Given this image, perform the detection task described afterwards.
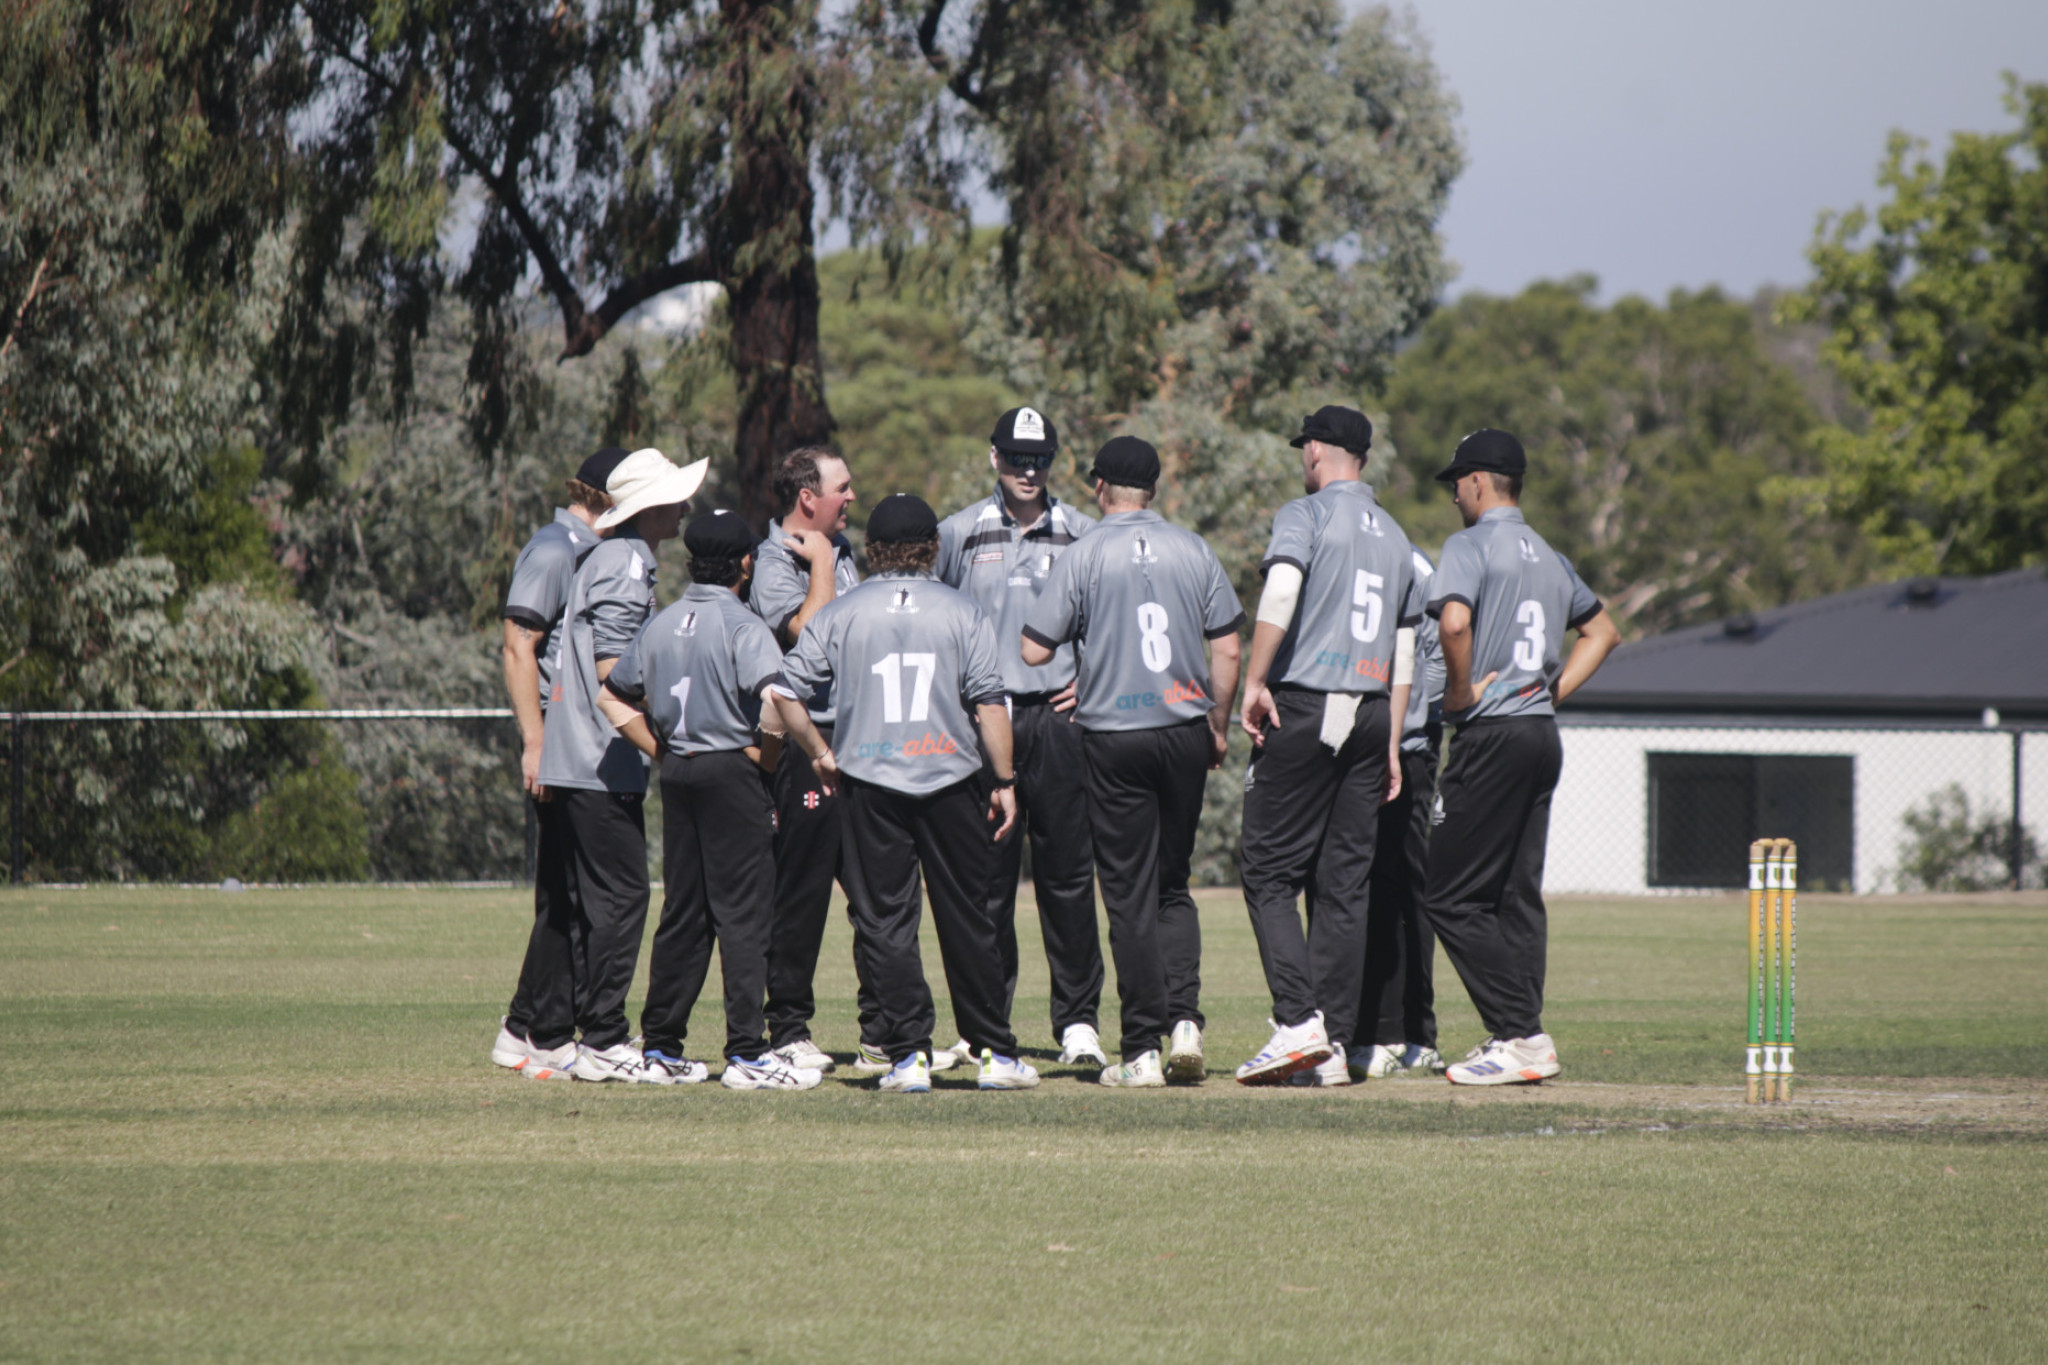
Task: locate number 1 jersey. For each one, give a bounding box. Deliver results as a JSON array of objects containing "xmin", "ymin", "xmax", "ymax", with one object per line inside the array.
[
  {"xmin": 1426, "ymin": 506, "xmax": 1602, "ymax": 722},
  {"xmin": 1022, "ymin": 509, "xmax": 1245, "ymax": 733}
]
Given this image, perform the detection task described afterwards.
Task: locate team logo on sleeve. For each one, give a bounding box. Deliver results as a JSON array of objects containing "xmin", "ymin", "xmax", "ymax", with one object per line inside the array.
[{"xmin": 886, "ymin": 587, "xmax": 919, "ymax": 614}]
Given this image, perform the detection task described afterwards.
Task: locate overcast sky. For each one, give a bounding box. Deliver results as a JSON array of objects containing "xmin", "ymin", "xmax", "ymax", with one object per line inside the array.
[{"xmin": 1401, "ymin": 0, "xmax": 2048, "ymax": 301}]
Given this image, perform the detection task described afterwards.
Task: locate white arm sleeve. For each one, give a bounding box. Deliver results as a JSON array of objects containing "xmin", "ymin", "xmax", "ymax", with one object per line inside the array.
[
  {"xmin": 1393, "ymin": 627, "xmax": 1416, "ymax": 688},
  {"xmin": 1255, "ymin": 562, "xmax": 1304, "ymax": 629}
]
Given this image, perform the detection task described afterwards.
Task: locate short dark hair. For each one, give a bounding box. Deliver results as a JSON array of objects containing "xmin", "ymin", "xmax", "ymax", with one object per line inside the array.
[
  {"xmin": 866, "ymin": 537, "xmax": 939, "ymax": 576},
  {"xmin": 1486, "ymin": 471, "xmax": 1523, "ymax": 500},
  {"xmin": 689, "ymin": 553, "xmax": 748, "ymax": 588},
  {"xmin": 773, "ymin": 446, "xmax": 843, "ymax": 517}
]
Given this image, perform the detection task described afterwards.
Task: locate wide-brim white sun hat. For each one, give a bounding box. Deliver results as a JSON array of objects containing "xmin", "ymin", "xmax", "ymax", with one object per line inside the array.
[{"xmin": 595, "ymin": 448, "xmax": 709, "ymax": 530}]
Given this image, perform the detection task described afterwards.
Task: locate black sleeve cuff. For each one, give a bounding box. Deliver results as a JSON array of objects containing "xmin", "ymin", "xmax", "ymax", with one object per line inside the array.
[
  {"xmin": 502, "ymin": 607, "xmax": 550, "ymax": 632},
  {"xmin": 1259, "ymin": 555, "xmax": 1306, "ymax": 576},
  {"xmin": 745, "ymin": 671, "xmax": 786, "ymax": 696},
  {"xmin": 593, "ymin": 650, "xmax": 623, "ymax": 664},
  {"xmin": 602, "ymin": 675, "xmax": 644, "ymax": 704},
  {"xmin": 1397, "ymin": 612, "xmax": 1423, "ymax": 630},
  {"xmin": 970, "ymin": 692, "xmax": 1008, "ymax": 708},
  {"xmin": 1021, "ymin": 624, "xmax": 1064, "ymax": 651},
  {"xmin": 1426, "ymin": 593, "xmax": 1472, "ymax": 620},
  {"xmin": 1205, "ymin": 611, "xmax": 1246, "ymax": 640},
  {"xmin": 1567, "ymin": 601, "xmax": 1605, "ymax": 631}
]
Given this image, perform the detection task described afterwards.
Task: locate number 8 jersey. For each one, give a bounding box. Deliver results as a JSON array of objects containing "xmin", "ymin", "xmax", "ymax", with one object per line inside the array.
[
  {"xmin": 1261, "ymin": 480, "xmax": 1425, "ymax": 695},
  {"xmin": 780, "ymin": 572, "xmax": 1007, "ymax": 794},
  {"xmin": 1023, "ymin": 508, "xmax": 1245, "ymax": 731},
  {"xmin": 1426, "ymin": 506, "xmax": 1603, "ymax": 721}
]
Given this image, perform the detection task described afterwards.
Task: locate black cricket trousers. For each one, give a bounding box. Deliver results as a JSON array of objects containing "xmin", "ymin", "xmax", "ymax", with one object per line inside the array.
[
  {"xmin": 1238, "ymin": 688, "xmax": 1391, "ymax": 1048},
  {"xmin": 1416, "ymin": 715, "xmax": 1562, "ymax": 1041},
  {"xmin": 1083, "ymin": 719, "xmax": 1210, "ymax": 1063},
  {"xmin": 640, "ymin": 749, "xmax": 778, "ymax": 1061},
  {"xmin": 983, "ymin": 698, "xmax": 1103, "ymax": 1039},
  {"xmin": 555, "ymin": 786, "xmax": 649, "ymax": 1051},
  {"xmin": 762, "ymin": 723, "xmax": 884, "ymax": 1050},
  {"xmin": 838, "ymin": 773, "xmax": 1019, "ymax": 1064},
  {"xmin": 506, "ymin": 793, "xmax": 577, "ymax": 1050},
  {"xmin": 1360, "ymin": 739, "xmax": 1440, "ymax": 1049}
]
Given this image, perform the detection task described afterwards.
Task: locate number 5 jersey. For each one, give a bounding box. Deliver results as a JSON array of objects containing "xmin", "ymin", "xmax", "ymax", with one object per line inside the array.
[{"xmin": 1425, "ymin": 506, "xmax": 1603, "ymax": 722}]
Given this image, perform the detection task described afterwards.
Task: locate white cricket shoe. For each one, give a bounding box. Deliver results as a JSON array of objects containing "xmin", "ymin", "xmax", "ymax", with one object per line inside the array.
[
  {"xmin": 850, "ymin": 1043, "xmax": 893, "ymax": 1078},
  {"xmin": 1348, "ymin": 1043, "xmax": 1405, "ymax": 1081},
  {"xmin": 928, "ymin": 1038, "xmax": 974, "ymax": 1073},
  {"xmin": 491, "ymin": 1020, "xmax": 535, "ymax": 1072},
  {"xmin": 1100, "ymin": 1050, "xmax": 1166, "ymax": 1088},
  {"xmin": 640, "ymin": 1050, "xmax": 710, "ymax": 1085},
  {"xmin": 722, "ymin": 1055, "xmax": 824, "ymax": 1091},
  {"xmin": 878, "ymin": 1051, "xmax": 932, "ymax": 1093},
  {"xmin": 977, "ymin": 1050, "xmax": 1041, "ymax": 1090},
  {"xmin": 1399, "ymin": 1044, "xmax": 1446, "ymax": 1075},
  {"xmin": 523, "ymin": 1039, "xmax": 577, "ymax": 1080},
  {"xmin": 1235, "ymin": 1011, "xmax": 1333, "ymax": 1086},
  {"xmin": 773, "ymin": 1038, "xmax": 836, "ymax": 1074},
  {"xmin": 1058, "ymin": 1023, "xmax": 1108, "ymax": 1067},
  {"xmin": 1165, "ymin": 1020, "xmax": 1205, "ymax": 1083},
  {"xmin": 570, "ymin": 1042, "xmax": 656, "ymax": 1083},
  {"xmin": 1445, "ymin": 1033, "xmax": 1560, "ymax": 1086},
  {"xmin": 1289, "ymin": 1046, "xmax": 1353, "ymax": 1086}
]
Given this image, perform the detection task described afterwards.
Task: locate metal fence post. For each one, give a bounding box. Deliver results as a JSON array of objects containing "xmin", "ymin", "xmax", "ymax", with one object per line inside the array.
[
  {"xmin": 10, "ymin": 712, "xmax": 23, "ymax": 885},
  {"xmin": 2014, "ymin": 729, "xmax": 2026, "ymax": 892}
]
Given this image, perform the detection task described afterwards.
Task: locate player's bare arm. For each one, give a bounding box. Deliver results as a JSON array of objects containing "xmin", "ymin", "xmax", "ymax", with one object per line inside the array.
[
  {"xmin": 1240, "ymin": 560, "xmax": 1301, "ymax": 738},
  {"xmin": 1205, "ymin": 630, "xmax": 1241, "ymax": 769},
  {"xmin": 1437, "ymin": 600, "xmax": 1499, "ymax": 714},
  {"xmin": 1553, "ymin": 606, "xmax": 1621, "ymax": 705},
  {"xmin": 1019, "ymin": 633, "xmax": 1055, "ymax": 668},
  {"xmin": 1384, "ymin": 625, "xmax": 1415, "ymax": 805},
  {"xmin": 595, "ymin": 684, "xmax": 658, "ymax": 759},
  {"xmin": 501, "ymin": 620, "xmax": 547, "ymax": 794},
  {"xmin": 779, "ymin": 528, "xmax": 840, "ymax": 646},
  {"xmin": 749, "ymin": 684, "xmax": 786, "ymax": 774},
  {"xmin": 770, "ymin": 690, "xmax": 839, "ymax": 793},
  {"xmin": 976, "ymin": 701, "xmax": 1019, "ymax": 841}
]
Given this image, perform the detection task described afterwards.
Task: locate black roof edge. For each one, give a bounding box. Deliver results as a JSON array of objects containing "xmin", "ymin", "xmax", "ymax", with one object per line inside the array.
[{"xmin": 1561, "ymin": 705, "xmax": 2048, "ymax": 730}]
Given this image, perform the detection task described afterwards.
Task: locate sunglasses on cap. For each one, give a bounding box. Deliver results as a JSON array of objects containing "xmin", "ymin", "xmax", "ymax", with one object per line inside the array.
[{"xmin": 998, "ymin": 451, "xmax": 1054, "ymax": 472}]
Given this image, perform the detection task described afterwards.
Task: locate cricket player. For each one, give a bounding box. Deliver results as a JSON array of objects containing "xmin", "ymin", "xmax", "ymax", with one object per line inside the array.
[
  {"xmin": 1353, "ymin": 545, "xmax": 1448, "ymax": 1080},
  {"xmin": 536, "ymin": 446, "xmax": 709, "ymax": 1083},
  {"xmin": 770, "ymin": 494, "xmax": 1038, "ymax": 1094},
  {"xmin": 935, "ymin": 405, "xmax": 1107, "ymax": 1070},
  {"xmin": 1420, "ymin": 429, "xmax": 1619, "ymax": 1085},
  {"xmin": 598, "ymin": 510, "xmax": 822, "ymax": 1091},
  {"xmin": 747, "ymin": 447, "xmax": 884, "ymax": 1076},
  {"xmin": 491, "ymin": 445, "xmax": 627, "ymax": 1079},
  {"xmin": 1235, "ymin": 406, "xmax": 1420, "ymax": 1086},
  {"xmin": 1021, "ymin": 436, "xmax": 1244, "ymax": 1088}
]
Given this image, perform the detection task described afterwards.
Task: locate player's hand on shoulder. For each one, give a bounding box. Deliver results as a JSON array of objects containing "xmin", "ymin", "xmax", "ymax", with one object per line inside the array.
[{"xmin": 784, "ymin": 528, "xmax": 832, "ymax": 565}]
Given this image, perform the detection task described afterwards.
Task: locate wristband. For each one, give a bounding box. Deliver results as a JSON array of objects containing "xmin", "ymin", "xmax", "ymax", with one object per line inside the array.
[{"xmin": 990, "ymin": 774, "xmax": 1016, "ymax": 789}]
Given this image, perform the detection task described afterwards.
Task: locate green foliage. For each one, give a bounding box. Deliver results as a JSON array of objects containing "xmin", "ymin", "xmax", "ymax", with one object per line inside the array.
[
  {"xmin": 212, "ymin": 739, "xmax": 371, "ymax": 882},
  {"xmin": 1382, "ymin": 279, "xmax": 1875, "ymax": 637},
  {"xmin": 1786, "ymin": 76, "xmax": 2048, "ymax": 576},
  {"xmin": 1894, "ymin": 783, "xmax": 2039, "ymax": 893}
]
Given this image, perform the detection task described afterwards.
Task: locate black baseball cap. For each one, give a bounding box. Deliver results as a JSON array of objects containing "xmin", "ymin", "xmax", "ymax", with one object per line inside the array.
[
  {"xmin": 1434, "ymin": 429, "xmax": 1527, "ymax": 483},
  {"xmin": 1088, "ymin": 435, "xmax": 1161, "ymax": 487},
  {"xmin": 866, "ymin": 493, "xmax": 940, "ymax": 544},
  {"xmin": 683, "ymin": 509, "xmax": 755, "ymax": 558},
  {"xmin": 991, "ymin": 405, "xmax": 1058, "ymax": 461},
  {"xmin": 1290, "ymin": 406, "xmax": 1373, "ymax": 457},
  {"xmin": 575, "ymin": 445, "xmax": 632, "ymax": 490}
]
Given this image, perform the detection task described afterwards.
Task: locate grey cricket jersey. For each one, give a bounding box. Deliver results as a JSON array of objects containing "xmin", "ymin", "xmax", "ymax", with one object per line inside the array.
[
  {"xmin": 538, "ymin": 530, "xmax": 660, "ymax": 793},
  {"xmin": 935, "ymin": 489, "xmax": 1097, "ymax": 696},
  {"xmin": 606, "ymin": 584, "xmax": 786, "ymax": 757},
  {"xmin": 1401, "ymin": 547, "xmax": 1446, "ymax": 753},
  {"xmin": 748, "ymin": 518, "xmax": 860, "ymax": 724},
  {"xmin": 1022, "ymin": 509, "xmax": 1245, "ymax": 732},
  {"xmin": 501, "ymin": 508, "xmax": 599, "ymax": 711},
  {"xmin": 1426, "ymin": 507, "xmax": 1602, "ymax": 723},
  {"xmin": 780, "ymin": 573, "xmax": 1005, "ymax": 796},
  {"xmin": 1260, "ymin": 480, "xmax": 1424, "ymax": 696}
]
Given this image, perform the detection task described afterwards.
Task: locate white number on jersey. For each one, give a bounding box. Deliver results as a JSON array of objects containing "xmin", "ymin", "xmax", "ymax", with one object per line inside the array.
[
  {"xmin": 667, "ymin": 676, "xmax": 692, "ymax": 742},
  {"xmin": 1137, "ymin": 602, "xmax": 1172, "ymax": 673},
  {"xmin": 1513, "ymin": 600, "xmax": 1546, "ymax": 673},
  {"xmin": 870, "ymin": 652, "xmax": 937, "ymax": 723},
  {"xmin": 1350, "ymin": 570, "xmax": 1385, "ymax": 644}
]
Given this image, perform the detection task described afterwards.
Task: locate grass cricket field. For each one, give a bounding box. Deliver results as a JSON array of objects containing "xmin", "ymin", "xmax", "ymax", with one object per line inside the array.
[{"xmin": 3, "ymin": 884, "xmax": 2046, "ymax": 1362}]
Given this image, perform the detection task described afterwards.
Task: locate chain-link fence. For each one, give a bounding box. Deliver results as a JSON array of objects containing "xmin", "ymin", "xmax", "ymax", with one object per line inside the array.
[{"xmin": 1549, "ymin": 717, "xmax": 2045, "ymax": 894}]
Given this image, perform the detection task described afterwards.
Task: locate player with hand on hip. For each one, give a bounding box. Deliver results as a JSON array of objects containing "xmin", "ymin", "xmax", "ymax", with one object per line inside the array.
[
  {"xmin": 1418, "ymin": 430, "xmax": 1619, "ymax": 1086},
  {"xmin": 935, "ymin": 405, "xmax": 1106, "ymax": 1071},
  {"xmin": 1235, "ymin": 407, "xmax": 1421, "ymax": 1087},
  {"xmin": 770, "ymin": 495, "xmax": 1036, "ymax": 1094},
  {"xmin": 1021, "ymin": 437, "xmax": 1244, "ymax": 1088}
]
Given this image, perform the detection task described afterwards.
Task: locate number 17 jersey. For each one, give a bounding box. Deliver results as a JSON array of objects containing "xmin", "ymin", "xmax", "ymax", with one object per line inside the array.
[
  {"xmin": 1022, "ymin": 508, "xmax": 1245, "ymax": 732},
  {"xmin": 1426, "ymin": 506, "xmax": 1602, "ymax": 722}
]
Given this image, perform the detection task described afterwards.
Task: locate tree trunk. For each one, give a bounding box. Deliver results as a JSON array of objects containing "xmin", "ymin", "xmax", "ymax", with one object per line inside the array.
[{"xmin": 721, "ymin": 0, "xmax": 835, "ymax": 534}]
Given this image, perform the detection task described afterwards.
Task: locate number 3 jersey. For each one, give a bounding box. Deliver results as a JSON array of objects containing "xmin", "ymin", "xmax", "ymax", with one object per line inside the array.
[
  {"xmin": 605, "ymin": 584, "xmax": 787, "ymax": 757},
  {"xmin": 1022, "ymin": 509, "xmax": 1245, "ymax": 732},
  {"xmin": 779, "ymin": 573, "xmax": 1007, "ymax": 795},
  {"xmin": 1260, "ymin": 481, "xmax": 1425, "ymax": 696},
  {"xmin": 1426, "ymin": 506, "xmax": 1603, "ymax": 722}
]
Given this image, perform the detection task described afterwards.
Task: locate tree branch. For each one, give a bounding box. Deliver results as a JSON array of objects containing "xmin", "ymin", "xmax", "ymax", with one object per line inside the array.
[
  {"xmin": 916, "ymin": 0, "xmax": 1001, "ymax": 111},
  {"xmin": 0, "ymin": 242, "xmax": 58, "ymax": 365},
  {"xmin": 573, "ymin": 253, "xmax": 722, "ymax": 358}
]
